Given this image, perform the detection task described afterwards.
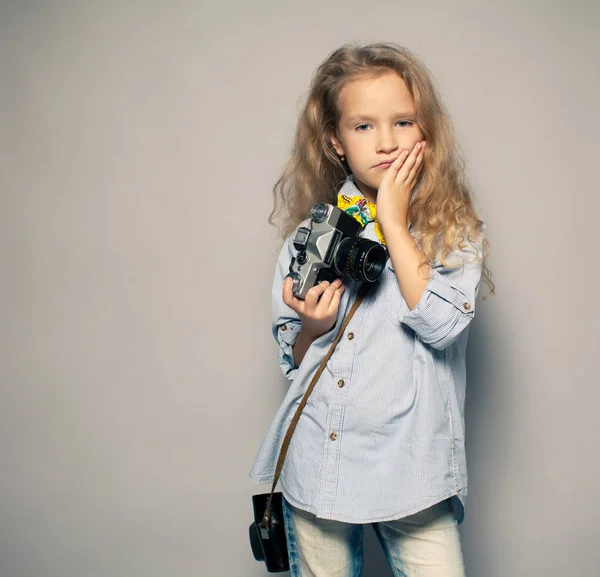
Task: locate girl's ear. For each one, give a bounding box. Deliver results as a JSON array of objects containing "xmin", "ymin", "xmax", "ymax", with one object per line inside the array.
[{"xmin": 328, "ymin": 133, "xmax": 345, "ymax": 157}]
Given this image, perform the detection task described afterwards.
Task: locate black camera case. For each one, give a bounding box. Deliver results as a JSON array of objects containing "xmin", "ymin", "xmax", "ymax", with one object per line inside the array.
[{"xmin": 249, "ymin": 492, "xmax": 289, "ymax": 572}]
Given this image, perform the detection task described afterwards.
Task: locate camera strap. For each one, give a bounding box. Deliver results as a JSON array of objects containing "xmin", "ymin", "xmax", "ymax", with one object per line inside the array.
[{"xmin": 260, "ymin": 281, "xmax": 371, "ymax": 532}]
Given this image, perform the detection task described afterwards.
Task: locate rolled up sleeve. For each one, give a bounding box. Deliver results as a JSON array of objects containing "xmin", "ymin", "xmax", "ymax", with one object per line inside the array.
[
  {"xmin": 271, "ymin": 229, "xmax": 306, "ymax": 380},
  {"xmin": 275, "ymin": 320, "xmax": 302, "ymax": 379},
  {"xmin": 400, "ymin": 243, "xmax": 483, "ymax": 350}
]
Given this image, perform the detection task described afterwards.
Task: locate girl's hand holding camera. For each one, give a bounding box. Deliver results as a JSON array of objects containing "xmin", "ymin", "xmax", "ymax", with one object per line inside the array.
[{"xmin": 283, "ymin": 277, "xmax": 345, "ymax": 339}]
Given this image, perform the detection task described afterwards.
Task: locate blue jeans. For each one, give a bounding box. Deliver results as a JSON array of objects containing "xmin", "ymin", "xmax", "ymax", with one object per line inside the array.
[{"xmin": 282, "ymin": 496, "xmax": 466, "ymax": 577}]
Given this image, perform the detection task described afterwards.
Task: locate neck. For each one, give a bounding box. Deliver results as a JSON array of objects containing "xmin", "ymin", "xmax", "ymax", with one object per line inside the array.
[{"xmin": 351, "ymin": 175, "xmax": 378, "ymax": 204}]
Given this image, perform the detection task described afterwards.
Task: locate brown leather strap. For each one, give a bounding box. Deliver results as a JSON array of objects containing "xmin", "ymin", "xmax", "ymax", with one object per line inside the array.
[{"xmin": 261, "ymin": 282, "xmax": 370, "ymax": 527}]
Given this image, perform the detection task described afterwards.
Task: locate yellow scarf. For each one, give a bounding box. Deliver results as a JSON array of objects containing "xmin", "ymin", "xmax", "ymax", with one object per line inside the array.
[{"xmin": 337, "ymin": 194, "xmax": 386, "ymax": 246}]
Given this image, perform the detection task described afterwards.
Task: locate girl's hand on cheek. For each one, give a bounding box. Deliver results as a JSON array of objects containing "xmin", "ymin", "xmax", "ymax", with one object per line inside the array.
[
  {"xmin": 282, "ymin": 277, "xmax": 345, "ymax": 338},
  {"xmin": 376, "ymin": 141, "xmax": 425, "ymax": 232}
]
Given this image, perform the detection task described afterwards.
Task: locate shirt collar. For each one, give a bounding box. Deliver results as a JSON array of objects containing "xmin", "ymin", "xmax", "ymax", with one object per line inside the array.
[{"xmin": 337, "ymin": 175, "xmax": 366, "ymax": 200}]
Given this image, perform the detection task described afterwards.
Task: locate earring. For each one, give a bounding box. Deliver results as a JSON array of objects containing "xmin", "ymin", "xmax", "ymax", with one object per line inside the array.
[{"xmin": 340, "ymin": 155, "xmax": 346, "ymax": 163}]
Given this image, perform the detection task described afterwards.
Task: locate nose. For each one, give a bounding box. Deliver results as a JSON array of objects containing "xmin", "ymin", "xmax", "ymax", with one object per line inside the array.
[{"xmin": 376, "ymin": 127, "xmax": 399, "ymax": 154}]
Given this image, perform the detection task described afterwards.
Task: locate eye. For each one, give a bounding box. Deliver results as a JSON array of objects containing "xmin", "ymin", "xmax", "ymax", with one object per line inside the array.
[
  {"xmin": 396, "ymin": 120, "xmax": 413, "ymax": 128},
  {"xmin": 355, "ymin": 124, "xmax": 371, "ymax": 132}
]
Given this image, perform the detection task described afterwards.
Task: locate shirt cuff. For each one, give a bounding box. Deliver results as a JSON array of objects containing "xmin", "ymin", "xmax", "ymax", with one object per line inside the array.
[
  {"xmin": 277, "ymin": 320, "xmax": 302, "ymax": 380},
  {"xmin": 401, "ymin": 271, "xmax": 475, "ymax": 347},
  {"xmin": 420, "ymin": 274, "xmax": 475, "ymax": 315}
]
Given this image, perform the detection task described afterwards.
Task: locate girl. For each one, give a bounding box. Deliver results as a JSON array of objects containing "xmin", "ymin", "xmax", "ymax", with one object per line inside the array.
[{"xmin": 250, "ymin": 42, "xmax": 493, "ymax": 577}]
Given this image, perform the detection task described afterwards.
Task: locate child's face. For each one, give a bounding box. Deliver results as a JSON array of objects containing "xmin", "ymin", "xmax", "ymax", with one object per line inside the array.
[{"xmin": 330, "ymin": 71, "xmax": 424, "ymax": 203}]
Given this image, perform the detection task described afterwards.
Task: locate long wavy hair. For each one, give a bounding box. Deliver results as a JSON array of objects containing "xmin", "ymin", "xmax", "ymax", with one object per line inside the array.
[{"xmin": 269, "ymin": 42, "xmax": 493, "ymax": 295}]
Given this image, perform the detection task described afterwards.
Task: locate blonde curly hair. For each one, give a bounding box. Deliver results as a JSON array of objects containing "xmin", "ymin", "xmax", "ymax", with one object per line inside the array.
[{"xmin": 269, "ymin": 42, "xmax": 493, "ymax": 295}]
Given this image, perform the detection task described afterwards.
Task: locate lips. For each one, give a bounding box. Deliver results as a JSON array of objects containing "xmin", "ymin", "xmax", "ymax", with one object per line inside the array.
[{"xmin": 374, "ymin": 159, "xmax": 395, "ymax": 168}]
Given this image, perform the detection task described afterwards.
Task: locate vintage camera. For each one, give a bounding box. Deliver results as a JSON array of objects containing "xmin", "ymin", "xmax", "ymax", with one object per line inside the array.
[
  {"xmin": 288, "ymin": 202, "xmax": 388, "ymax": 299},
  {"xmin": 249, "ymin": 492, "xmax": 289, "ymax": 573}
]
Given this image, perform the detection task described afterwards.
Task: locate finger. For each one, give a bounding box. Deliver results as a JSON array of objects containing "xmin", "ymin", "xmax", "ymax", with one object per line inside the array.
[
  {"xmin": 395, "ymin": 142, "xmax": 422, "ymax": 184},
  {"xmin": 282, "ymin": 276, "xmax": 292, "ymax": 303},
  {"xmin": 382, "ymin": 149, "xmax": 409, "ymax": 184},
  {"xmin": 406, "ymin": 147, "xmax": 425, "ymax": 185},
  {"xmin": 316, "ymin": 280, "xmax": 342, "ymax": 312},
  {"xmin": 282, "ymin": 276, "xmax": 303, "ymax": 311},
  {"xmin": 394, "ymin": 149, "xmax": 410, "ymax": 168},
  {"xmin": 305, "ymin": 281, "xmax": 330, "ymax": 310},
  {"xmin": 327, "ymin": 285, "xmax": 345, "ymax": 315}
]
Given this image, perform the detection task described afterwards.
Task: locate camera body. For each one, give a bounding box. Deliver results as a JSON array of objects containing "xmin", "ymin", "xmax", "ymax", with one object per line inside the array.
[{"xmin": 288, "ymin": 202, "xmax": 388, "ymax": 299}]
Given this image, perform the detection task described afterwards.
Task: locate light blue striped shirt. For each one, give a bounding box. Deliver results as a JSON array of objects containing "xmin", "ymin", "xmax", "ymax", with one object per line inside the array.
[{"xmin": 250, "ymin": 176, "xmax": 483, "ymax": 524}]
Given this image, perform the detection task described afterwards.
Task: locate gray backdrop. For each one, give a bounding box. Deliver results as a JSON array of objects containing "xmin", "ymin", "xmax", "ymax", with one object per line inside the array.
[{"xmin": 1, "ymin": 1, "xmax": 599, "ymax": 576}]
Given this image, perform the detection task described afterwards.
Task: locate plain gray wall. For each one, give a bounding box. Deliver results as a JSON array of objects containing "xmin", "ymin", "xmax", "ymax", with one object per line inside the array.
[{"xmin": 1, "ymin": 1, "xmax": 599, "ymax": 576}]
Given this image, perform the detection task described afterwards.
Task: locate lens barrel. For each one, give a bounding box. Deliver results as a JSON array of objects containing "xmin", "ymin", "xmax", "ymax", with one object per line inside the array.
[{"xmin": 333, "ymin": 238, "xmax": 387, "ymax": 282}]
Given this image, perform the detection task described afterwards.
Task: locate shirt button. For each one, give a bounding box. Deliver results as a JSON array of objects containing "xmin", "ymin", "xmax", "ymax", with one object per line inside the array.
[
  {"xmin": 329, "ymin": 431, "xmax": 337, "ymax": 441},
  {"xmin": 463, "ymin": 303, "xmax": 471, "ymax": 311},
  {"xmin": 347, "ymin": 332, "xmax": 354, "ymax": 340},
  {"xmin": 281, "ymin": 324, "xmax": 287, "ymax": 331},
  {"xmin": 337, "ymin": 379, "xmax": 345, "ymax": 388}
]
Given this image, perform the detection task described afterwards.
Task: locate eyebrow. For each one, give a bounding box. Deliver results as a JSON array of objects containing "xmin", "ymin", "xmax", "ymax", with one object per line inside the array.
[{"xmin": 345, "ymin": 112, "xmax": 416, "ymax": 123}]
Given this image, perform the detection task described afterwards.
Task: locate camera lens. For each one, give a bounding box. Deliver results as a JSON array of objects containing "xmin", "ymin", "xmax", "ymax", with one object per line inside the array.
[{"xmin": 333, "ymin": 238, "xmax": 387, "ymax": 282}]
